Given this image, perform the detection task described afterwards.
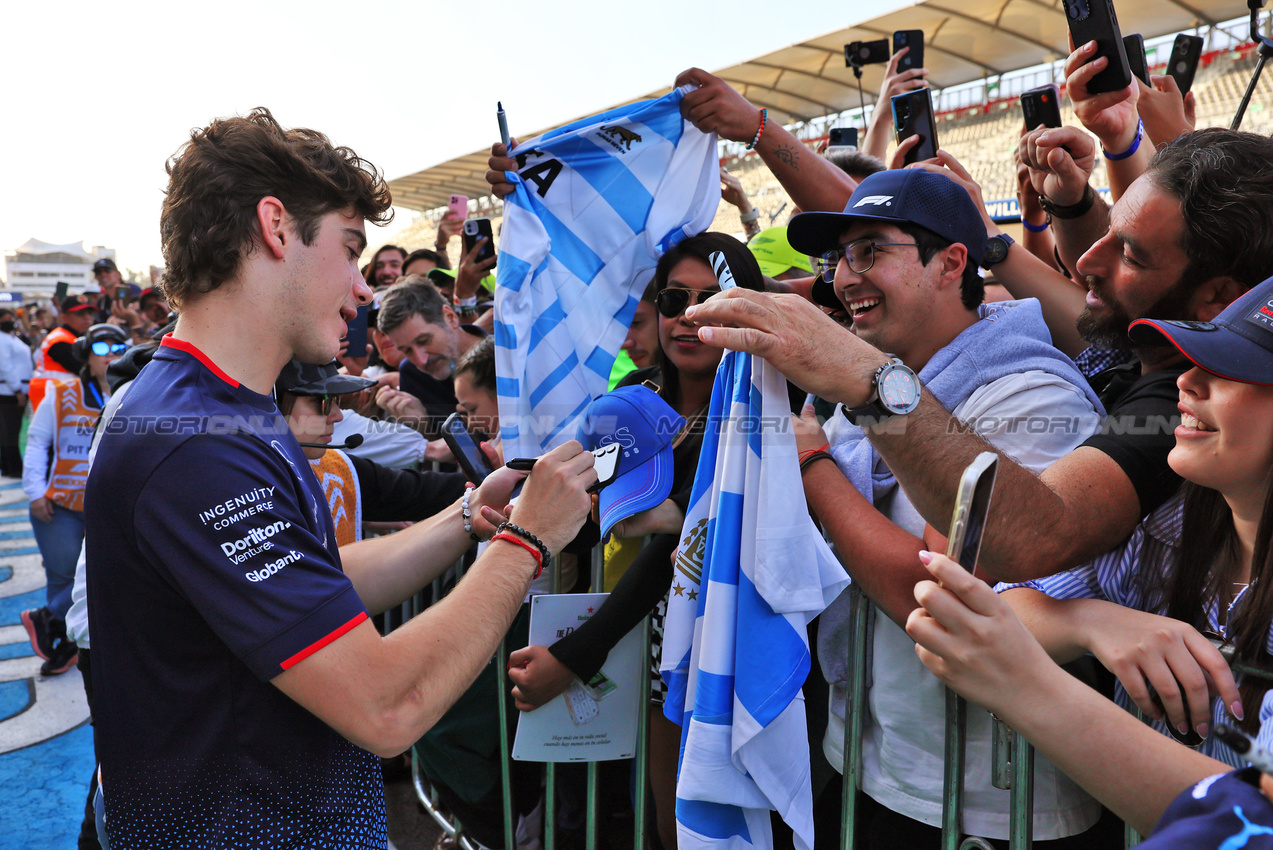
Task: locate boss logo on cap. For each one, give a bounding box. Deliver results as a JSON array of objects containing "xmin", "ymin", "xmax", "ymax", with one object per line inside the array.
[{"xmin": 854, "ymin": 195, "xmax": 894, "ymax": 208}]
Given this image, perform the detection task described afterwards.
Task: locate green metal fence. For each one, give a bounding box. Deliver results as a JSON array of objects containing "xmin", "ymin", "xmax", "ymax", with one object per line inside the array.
[{"xmin": 397, "ymin": 553, "xmax": 1266, "ymax": 849}]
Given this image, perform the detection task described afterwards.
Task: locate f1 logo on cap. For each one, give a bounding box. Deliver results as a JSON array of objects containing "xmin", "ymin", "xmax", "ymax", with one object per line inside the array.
[{"xmin": 854, "ymin": 195, "xmax": 894, "ymax": 207}]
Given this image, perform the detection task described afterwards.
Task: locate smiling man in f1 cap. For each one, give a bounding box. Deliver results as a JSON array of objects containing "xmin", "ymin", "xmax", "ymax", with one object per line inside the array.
[{"xmin": 692, "ymin": 166, "xmax": 1109, "ymax": 847}]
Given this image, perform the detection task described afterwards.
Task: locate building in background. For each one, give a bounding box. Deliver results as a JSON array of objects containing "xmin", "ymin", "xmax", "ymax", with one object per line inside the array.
[{"xmin": 3, "ymin": 239, "xmax": 117, "ymax": 298}]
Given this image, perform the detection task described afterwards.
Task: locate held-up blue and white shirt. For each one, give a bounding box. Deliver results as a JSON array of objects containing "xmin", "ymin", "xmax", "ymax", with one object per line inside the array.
[{"xmin": 494, "ymin": 86, "xmax": 720, "ymax": 463}]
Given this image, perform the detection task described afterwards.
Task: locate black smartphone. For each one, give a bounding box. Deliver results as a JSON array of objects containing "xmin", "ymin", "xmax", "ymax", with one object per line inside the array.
[
  {"xmin": 1166, "ymin": 34, "xmax": 1204, "ymax": 94},
  {"xmin": 893, "ymin": 29, "xmax": 925, "ymax": 73},
  {"xmin": 1063, "ymin": 0, "xmax": 1132, "ymax": 94},
  {"xmin": 828, "ymin": 127, "xmax": 858, "ymax": 149},
  {"xmin": 1021, "ymin": 84, "xmax": 1064, "ymax": 129},
  {"xmin": 114, "ymin": 284, "xmax": 132, "ymax": 307},
  {"xmin": 892, "ymin": 88, "xmax": 939, "ymax": 165},
  {"xmin": 945, "ymin": 452, "xmax": 998, "ymax": 573},
  {"xmin": 441, "ymin": 412, "xmax": 493, "ymax": 485},
  {"xmin": 55, "ymin": 281, "xmax": 69, "ymax": 303},
  {"xmin": 344, "ymin": 304, "xmax": 369, "ymax": 359},
  {"xmin": 462, "ymin": 218, "xmax": 496, "ymax": 268},
  {"xmin": 1123, "ymin": 33, "xmax": 1150, "ymax": 85},
  {"xmin": 845, "ymin": 39, "xmax": 890, "ymax": 67}
]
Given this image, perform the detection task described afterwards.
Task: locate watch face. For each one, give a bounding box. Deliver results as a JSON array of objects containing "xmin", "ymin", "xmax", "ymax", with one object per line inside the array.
[
  {"xmin": 984, "ymin": 237, "xmax": 1008, "ymax": 266},
  {"xmin": 878, "ymin": 363, "xmax": 921, "ymax": 414}
]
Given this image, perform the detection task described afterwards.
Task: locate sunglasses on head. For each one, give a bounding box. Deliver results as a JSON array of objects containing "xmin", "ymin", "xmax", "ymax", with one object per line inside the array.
[
  {"xmin": 655, "ymin": 287, "xmax": 720, "ymax": 319},
  {"xmin": 91, "ymin": 341, "xmax": 128, "ymax": 356}
]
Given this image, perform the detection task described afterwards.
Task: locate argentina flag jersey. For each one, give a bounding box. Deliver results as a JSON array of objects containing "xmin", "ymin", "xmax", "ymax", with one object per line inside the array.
[{"xmin": 494, "ymin": 86, "xmax": 720, "ymax": 462}]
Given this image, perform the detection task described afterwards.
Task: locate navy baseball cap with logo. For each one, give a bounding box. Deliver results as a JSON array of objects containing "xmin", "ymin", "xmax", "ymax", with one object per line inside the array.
[
  {"xmin": 576, "ymin": 385, "xmax": 685, "ymax": 539},
  {"xmin": 1129, "ymin": 274, "xmax": 1273, "ymax": 385},
  {"xmin": 788, "ymin": 168, "xmax": 989, "ymax": 271}
]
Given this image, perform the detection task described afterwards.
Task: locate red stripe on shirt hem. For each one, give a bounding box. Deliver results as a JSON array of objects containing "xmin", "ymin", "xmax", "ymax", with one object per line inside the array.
[
  {"xmin": 161, "ymin": 334, "xmax": 240, "ymax": 388},
  {"xmin": 279, "ymin": 611, "xmax": 368, "ymax": 670}
]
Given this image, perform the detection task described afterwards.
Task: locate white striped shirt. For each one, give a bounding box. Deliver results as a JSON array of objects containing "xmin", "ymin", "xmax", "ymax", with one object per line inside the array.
[{"xmin": 999, "ymin": 489, "xmax": 1273, "ymax": 766}]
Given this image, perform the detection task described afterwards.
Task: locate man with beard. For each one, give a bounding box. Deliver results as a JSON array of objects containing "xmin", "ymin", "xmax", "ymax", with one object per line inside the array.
[{"xmin": 683, "ymin": 125, "xmax": 1273, "ymax": 587}]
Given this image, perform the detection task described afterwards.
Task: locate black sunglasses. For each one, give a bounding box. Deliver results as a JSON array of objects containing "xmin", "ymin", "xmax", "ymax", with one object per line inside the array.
[{"xmin": 655, "ymin": 287, "xmax": 719, "ymax": 319}]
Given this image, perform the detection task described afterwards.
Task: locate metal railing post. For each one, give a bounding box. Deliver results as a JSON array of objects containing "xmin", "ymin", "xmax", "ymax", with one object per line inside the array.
[
  {"xmin": 839, "ymin": 585, "xmax": 871, "ymax": 850},
  {"xmin": 941, "ymin": 690, "xmax": 968, "ymax": 850},
  {"xmin": 586, "ymin": 545, "xmax": 604, "ymax": 850}
]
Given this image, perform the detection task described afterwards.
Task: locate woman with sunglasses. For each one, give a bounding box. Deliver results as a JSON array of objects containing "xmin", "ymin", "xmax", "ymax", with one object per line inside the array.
[
  {"xmin": 915, "ymin": 277, "xmax": 1273, "ymax": 827},
  {"xmin": 506, "ymin": 232, "xmax": 766, "ymax": 849},
  {"xmin": 20, "ymin": 323, "xmax": 128, "ymax": 677}
]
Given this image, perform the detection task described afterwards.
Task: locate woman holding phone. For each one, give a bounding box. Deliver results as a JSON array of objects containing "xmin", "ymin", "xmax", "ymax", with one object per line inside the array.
[
  {"xmin": 907, "ymin": 276, "xmax": 1273, "ymax": 833},
  {"xmin": 506, "ymin": 232, "xmax": 766, "ymax": 849}
]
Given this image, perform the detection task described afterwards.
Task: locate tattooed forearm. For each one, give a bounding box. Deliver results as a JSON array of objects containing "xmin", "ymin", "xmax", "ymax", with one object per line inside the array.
[{"xmin": 772, "ymin": 144, "xmax": 800, "ymax": 170}]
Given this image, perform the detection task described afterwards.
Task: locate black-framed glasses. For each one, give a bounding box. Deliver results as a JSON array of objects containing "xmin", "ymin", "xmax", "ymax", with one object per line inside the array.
[
  {"xmin": 655, "ymin": 287, "xmax": 719, "ymax": 319},
  {"xmin": 90, "ymin": 341, "xmax": 128, "ymax": 356},
  {"xmin": 816, "ymin": 239, "xmax": 920, "ymax": 282}
]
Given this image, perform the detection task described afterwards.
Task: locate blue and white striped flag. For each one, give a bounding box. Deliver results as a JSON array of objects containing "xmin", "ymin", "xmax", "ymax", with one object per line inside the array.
[
  {"xmin": 660, "ymin": 350, "xmax": 849, "ymax": 850},
  {"xmin": 494, "ymin": 87, "xmax": 720, "ymax": 462}
]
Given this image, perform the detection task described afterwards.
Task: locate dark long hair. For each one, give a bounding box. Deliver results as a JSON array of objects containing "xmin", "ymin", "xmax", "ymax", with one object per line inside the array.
[
  {"xmin": 650, "ymin": 232, "xmax": 764, "ymax": 406},
  {"xmin": 1155, "ymin": 480, "xmax": 1273, "ymax": 732}
]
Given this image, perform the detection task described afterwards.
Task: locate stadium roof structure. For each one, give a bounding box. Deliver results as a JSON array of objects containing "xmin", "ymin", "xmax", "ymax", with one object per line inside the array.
[{"xmin": 388, "ymin": 0, "xmax": 1252, "ymax": 212}]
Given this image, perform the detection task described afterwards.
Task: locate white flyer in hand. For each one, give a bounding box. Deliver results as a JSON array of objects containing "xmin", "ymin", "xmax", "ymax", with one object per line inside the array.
[{"xmin": 512, "ymin": 592, "xmax": 643, "ymax": 762}]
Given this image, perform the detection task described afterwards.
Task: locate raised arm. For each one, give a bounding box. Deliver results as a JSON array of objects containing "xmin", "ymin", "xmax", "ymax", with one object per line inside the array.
[
  {"xmin": 860, "ymin": 47, "xmax": 929, "ymax": 162},
  {"xmin": 1066, "ymin": 38, "xmax": 1156, "ymax": 202},
  {"xmin": 673, "ymin": 67, "xmax": 858, "ymax": 214},
  {"xmin": 1019, "ymin": 124, "xmax": 1112, "ymax": 277}
]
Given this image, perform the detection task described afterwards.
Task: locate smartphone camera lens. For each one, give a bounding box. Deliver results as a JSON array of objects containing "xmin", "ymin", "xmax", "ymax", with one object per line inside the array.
[{"xmin": 896, "ymin": 32, "xmax": 908, "ymax": 45}]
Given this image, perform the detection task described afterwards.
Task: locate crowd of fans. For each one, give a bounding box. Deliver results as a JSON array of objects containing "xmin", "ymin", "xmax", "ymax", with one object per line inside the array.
[{"xmin": 14, "ymin": 23, "xmax": 1273, "ymax": 850}]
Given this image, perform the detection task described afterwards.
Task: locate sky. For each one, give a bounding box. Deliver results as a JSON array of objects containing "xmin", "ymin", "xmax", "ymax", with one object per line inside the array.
[{"xmin": 0, "ymin": 0, "xmax": 909, "ymax": 279}]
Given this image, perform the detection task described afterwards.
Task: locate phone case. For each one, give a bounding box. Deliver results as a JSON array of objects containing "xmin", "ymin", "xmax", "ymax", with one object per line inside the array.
[
  {"xmin": 892, "ymin": 89, "xmax": 939, "ymax": 165},
  {"xmin": 1124, "ymin": 34, "xmax": 1149, "ymax": 85},
  {"xmin": 1064, "ymin": 0, "xmax": 1131, "ymax": 94},
  {"xmin": 828, "ymin": 127, "xmax": 858, "ymax": 148},
  {"xmin": 893, "ymin": 30, "xmax": 924, "ymax": 72},
  {"xmin": 564, "ymin": 682, "xmax": 599, "ymax": 726},
  {"xmin": 1020, "ymin": 84, "xmax": 1063, "ymax": 130},
  {"xmin": 441, "ymin": 412, "xmax": 490, "ymax": 484},
  {"xmin": 1167, "ymin": 34, "xmax": 1203, "ymax": 94},
  {"xmin": 945, "ymin": 452, "xmax": 998, "ymax": 570},
  {"xmin": 463, "ymin": 219, "xmax": 496, "ymax": 266},
  {"xmin": 448, "ymin": 194, "xmax": 468, "ymax": 221}
]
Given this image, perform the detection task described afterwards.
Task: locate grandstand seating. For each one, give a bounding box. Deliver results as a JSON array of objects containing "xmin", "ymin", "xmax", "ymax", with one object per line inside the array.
[{"xmin": 381, "ymin": 44, "xmax": 1273, "ymax": 257}]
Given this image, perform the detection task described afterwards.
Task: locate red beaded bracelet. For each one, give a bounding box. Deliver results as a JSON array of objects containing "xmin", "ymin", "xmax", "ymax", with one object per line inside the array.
[{"xmin": 491, "ymin": 532, "xmax": 544, "ymax": 579}]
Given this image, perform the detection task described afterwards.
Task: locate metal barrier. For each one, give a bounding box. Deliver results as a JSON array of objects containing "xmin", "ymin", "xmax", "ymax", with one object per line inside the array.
[{"xmin": 394, "ymin": 535, "xmax": 1273, "ymax": 849}]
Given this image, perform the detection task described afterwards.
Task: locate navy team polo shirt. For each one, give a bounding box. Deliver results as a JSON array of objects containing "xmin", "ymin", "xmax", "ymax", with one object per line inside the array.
[{"xmin": 84, "ymin": 337, "xmax": 385, "ymax": 849}]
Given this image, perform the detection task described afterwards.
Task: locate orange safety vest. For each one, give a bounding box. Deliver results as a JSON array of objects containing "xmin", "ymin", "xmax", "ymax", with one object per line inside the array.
[
  {"xmin": 309, "ymin": 449, "xmax": 362, "ymax": 546},
  {"xmin": 43, "ymin": 380, "xmax": 100, "ymax": 512},
  {"xmin": 30, "ymin": 326, "xmax": 79, "ymax": 412}
]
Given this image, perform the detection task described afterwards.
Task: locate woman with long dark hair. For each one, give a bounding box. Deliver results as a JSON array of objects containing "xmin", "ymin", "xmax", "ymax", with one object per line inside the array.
[
  {"xmin": 506, "ymin": 231, "xmax": 765, "ymax": 849},
  {"xmin": 906, "ymin": 278, "xmax": 1273, "ymax": 835}
]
